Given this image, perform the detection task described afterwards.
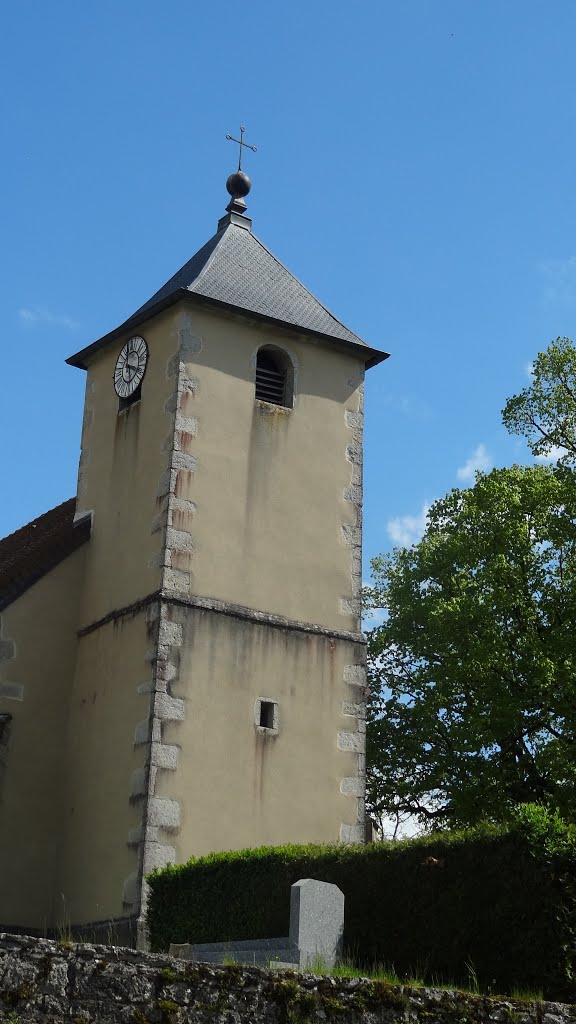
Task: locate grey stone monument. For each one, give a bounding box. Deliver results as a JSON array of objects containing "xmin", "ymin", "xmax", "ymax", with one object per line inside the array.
[
  {"xmin": 169, "ymin": 877, "xmax": 345, "ymax": 970},
  {"xmin": 290, "ymin": 878, "xmax": 344, "ymax": 969}
]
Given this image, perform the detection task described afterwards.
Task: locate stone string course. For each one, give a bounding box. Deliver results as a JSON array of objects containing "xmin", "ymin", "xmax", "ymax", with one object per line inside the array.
[
  {"xmin": 0, "ymin": 935, "xmax": 573, "ymax": 1024},
  {"xmin": 76, "ymin": 592, "xmax": 365, "ymax": 644}
]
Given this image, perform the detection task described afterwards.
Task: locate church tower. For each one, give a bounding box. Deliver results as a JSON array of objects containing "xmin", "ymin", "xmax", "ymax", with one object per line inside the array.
[{"xmin": 0, "ymin": 145, "xmax": 387, "ymax": 945}]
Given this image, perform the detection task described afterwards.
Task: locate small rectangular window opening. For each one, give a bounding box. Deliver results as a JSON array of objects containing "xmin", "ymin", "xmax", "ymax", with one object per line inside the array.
[
  {"xmin": 259, "ymin": 701, "xmax": 275, "ymax": 729},
  {"xmin": 119, "ymin": 384, "xmax": 142, "ymax": 412},
  {"xmin": 255, "ymin": 698, "xmax": 278, "ymax": 733}
]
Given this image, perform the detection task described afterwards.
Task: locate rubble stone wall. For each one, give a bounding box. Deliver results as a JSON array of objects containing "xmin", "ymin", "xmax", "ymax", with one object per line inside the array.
[{"xmin": 0, "ymin": 933, "xmax": 573, "ymax": 1024}]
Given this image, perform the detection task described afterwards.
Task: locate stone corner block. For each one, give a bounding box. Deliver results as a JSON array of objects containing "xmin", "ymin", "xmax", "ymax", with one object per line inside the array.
[
  {"xmin": 340, "ymin": 776, "xmax": 365, "ymax": 798},
  {"xmin": 340, "ymin": 596, "xmax": 361, "ymax": 619},
  {"xmin": 157, "ymin": 621, "xmax": 183, "ymax": 647},
  {"xmin": 339, "ymin": 823, "xmax": 365, "ymax": 844},
  {"xmin": 156, "ymin": 693, "xmax": 185, "ymax": 721},
  {"xmin": 342, "ymin": 701, "xmax": 364, "ymax": 718},
  {"xmin": 143, "ymin": 842, "xmax": 177, "ymax": 875},
  {"xmin": 343, "ymin": 664, "xmax": 366, "ymax": 688},
  {"xmin": 148, "ymin": 797, "xmax": 181, "ymax": 831},
  {"xmin": 166, "ymin": 526, "xmax": 194, "ymax": 553},
  {"xmin": 346, "ymin": 442, "xmax": 362, "ymax": 466},
  {"xmin": 163, "ymin": 568, "xmax": 191, "ymax": 595},
  {"xmin": 151, "ymin": 742, "xmax": 179, "ymax": 770},
  {"xmin": 337, "ymin": 730, "xmax": 366, "ymax": 754},
  {"xmin": 172, "ymin": 451, "xmax": 196, "ymax": 473}
]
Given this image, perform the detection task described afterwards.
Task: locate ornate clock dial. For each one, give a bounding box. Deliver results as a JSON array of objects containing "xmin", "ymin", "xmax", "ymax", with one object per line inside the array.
[{"xmin": 114, "ymin": 336, "xmax": 148, "ymax": 398}]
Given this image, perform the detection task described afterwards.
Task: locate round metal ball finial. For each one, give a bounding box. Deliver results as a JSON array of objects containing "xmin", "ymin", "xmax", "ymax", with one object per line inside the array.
[
  {"xmin": 224, "ymin": 127, "xmax": 257, "ymax": 218},
  {"xmin": 226, "ymin": 169, "xmax": 252, "ymax": 199}
]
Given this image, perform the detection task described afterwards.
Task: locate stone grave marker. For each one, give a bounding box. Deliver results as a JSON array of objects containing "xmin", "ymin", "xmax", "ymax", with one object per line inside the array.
[
  {"xmin": 170, "ymin": 877, "xmax": 345, "ymax": 969},
  {"xmin": 289, "ymin": 878, "xmax": 344, "ymax": 968}
]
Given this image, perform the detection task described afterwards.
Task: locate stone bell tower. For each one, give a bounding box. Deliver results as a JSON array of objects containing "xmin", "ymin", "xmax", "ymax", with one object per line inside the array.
[{"xmin": 0, "ymin": 135, "xmax": 387, "ymax": 945}]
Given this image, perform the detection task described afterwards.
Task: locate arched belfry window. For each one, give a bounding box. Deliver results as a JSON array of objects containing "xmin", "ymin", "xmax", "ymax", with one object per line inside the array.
[{"xmin": 255, "ymin": 346, "xmax": 294, "ymax": 408}]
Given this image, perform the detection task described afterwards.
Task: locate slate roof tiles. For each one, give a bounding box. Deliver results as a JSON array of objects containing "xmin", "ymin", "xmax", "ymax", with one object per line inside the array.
[
  {"xmin": 67, "ymin": 216, "xmax": 387, "ymax": 369},
  {"xmin": 131, "ymin": 221, "xmax": 368, "ymax": 347}
]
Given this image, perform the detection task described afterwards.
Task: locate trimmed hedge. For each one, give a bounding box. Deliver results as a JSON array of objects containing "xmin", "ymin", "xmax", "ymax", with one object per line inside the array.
[{"xmin": 147, "ymin": 805, "xmax": 576, "ymax": 1001}]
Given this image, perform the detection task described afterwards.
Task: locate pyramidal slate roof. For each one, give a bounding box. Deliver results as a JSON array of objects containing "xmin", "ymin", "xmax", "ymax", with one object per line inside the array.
[
  {"xmin": 67, "ymin": 213, "xmax": 387, "ymax": 369},
  {"xmin": 132, "ymin": 220, "xmax": 368, "ymax": 346}
]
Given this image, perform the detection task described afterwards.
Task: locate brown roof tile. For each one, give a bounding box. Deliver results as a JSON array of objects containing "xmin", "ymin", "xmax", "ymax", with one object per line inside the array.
[{"xmin": 0, "ymin": 498, "xmax": 90, "ymax": 612}]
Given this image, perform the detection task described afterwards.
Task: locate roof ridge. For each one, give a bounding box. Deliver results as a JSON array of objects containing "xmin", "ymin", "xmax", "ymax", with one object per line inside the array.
[
  {"xmin": 189, "ymin": 223, "xmax": 231, "ymax": 293},
  {"xmin": 129, "ymin": 227, "xmax": 227, "ymax": 321}
]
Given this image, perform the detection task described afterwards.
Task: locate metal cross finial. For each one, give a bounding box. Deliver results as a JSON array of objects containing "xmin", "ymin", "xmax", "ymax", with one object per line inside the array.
[{"xmin": 225, "ymin": 125, "xmax": 257, "ymax": 171}]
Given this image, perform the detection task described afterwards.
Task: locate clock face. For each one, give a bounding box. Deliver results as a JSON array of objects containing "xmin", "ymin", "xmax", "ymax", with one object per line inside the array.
[{"xmin": 114, "ymin": 336, "xmax": 148, "ymax": 398}]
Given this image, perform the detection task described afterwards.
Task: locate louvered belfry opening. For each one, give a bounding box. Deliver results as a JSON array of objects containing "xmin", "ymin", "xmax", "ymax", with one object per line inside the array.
[{"xmin": 255, "ymin": 347, "xmax": 290, "ymax": 406}]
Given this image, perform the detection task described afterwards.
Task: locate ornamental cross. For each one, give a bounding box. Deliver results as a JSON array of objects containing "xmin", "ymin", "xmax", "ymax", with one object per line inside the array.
[{"xmin": 225, "ymin": 125, "xmax": 257, "ymax": 171}]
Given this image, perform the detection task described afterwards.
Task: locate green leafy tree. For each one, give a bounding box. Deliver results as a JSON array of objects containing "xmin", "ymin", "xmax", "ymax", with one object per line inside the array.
[
  {"xmin": 365, "ymin": 464, "xmax": 576, "ymax": 835},
  {"xmin": 502, "ymin": 337, "xmax": 576, "ymax": 464}
]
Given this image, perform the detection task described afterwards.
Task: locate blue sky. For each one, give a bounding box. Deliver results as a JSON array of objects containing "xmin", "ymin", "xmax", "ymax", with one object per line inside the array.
[{"xmin": 2, "ymin": 0, "xmax": 576, "ymax": 578}]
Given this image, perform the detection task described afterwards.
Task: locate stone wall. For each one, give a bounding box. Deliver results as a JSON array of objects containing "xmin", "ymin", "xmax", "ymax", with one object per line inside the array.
[{"xmin": 0, "ymin": 934, "xmax": 573, "ymax": 1024}]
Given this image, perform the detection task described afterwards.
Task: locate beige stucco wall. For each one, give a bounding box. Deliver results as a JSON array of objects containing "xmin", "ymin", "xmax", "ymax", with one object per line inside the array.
[
  {"xmin": 76, "ymin": 309, "xmax": 178, "ymax": 628},
  {"xmin": 154, "ymin": 605, "xmax": 362, "ymax": 860},
  {"xmin": 170, "ymin": 305, "xmax": 364, "ymax": 633},
  {"xmin": 0, "ymin": 548, "xmax": 85, "ymax": 929},
  {"xmin": 77, "ymin": 300, "xmax": 364, "ymax": 634},
  {"xmin": 56, "ymin": 611, "xmax": 150, "ymax": 926}
]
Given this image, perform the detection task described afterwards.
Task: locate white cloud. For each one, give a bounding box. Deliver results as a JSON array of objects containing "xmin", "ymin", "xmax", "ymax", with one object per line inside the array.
[
  {"xmin": 456, "ymin": 443, "xmax": 492, "ymax": 483},
  {"xmin": 378, "ymin": 392, "xmax": 431, "ymax": 419},
  {"xmin": 18, "ymin": 308, "xmax": 80, "ymax": 329},
  {"xmin": 387, "ymin": 502, "xmax": 430, "ymax": 547},
  {"xmin": 535, "ymin": 445, "xmax": 566, "ymax": 463},
  {"xmin": 525, "ymin": 361, "xmax": 534, "ymax": 378},
  {"xmin": 540, "ymin": 256, "xmax": 576, "ymax": 306}
]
